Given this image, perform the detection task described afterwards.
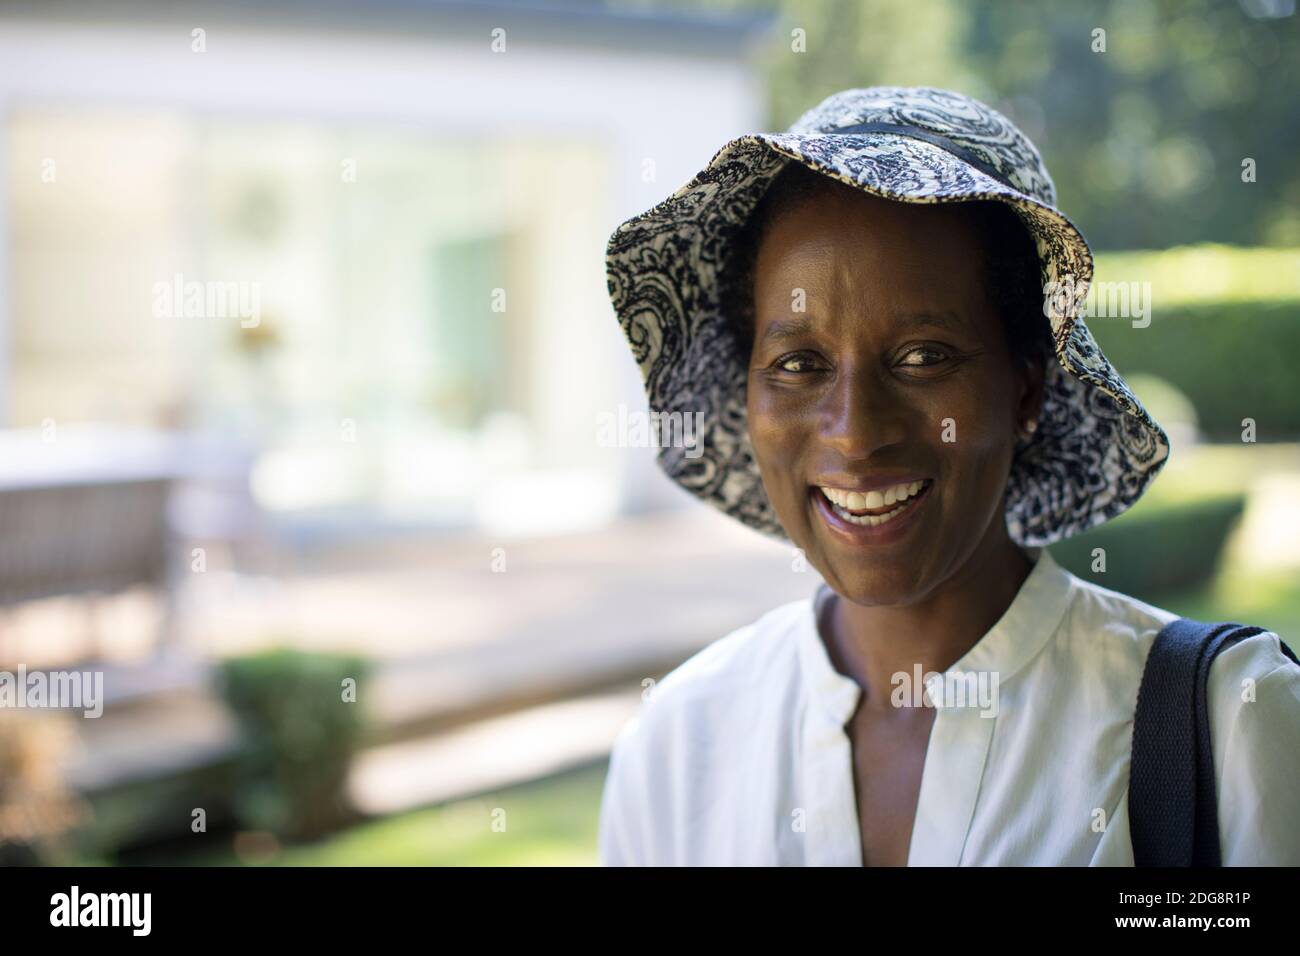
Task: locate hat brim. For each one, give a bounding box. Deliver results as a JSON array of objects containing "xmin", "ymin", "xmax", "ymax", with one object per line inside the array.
[{"xmin": 605, "ymin": 133, "xmax": 1170, "ymax": 546}]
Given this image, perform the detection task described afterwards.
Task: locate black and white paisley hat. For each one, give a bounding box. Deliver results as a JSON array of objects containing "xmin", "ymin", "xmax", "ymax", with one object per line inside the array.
[{"xmin": 604, "ymin": 86, "xmax": 1169, "ymax": 547}]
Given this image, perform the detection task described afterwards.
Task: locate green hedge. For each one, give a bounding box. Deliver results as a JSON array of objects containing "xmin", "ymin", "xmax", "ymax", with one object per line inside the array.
[
  {"xmin": 1048, "ymin": 494, "xmax": 1246, "ymax": 603},
  {"xmin": 1085, "ymin": 299, "xmax": 1300, "ymax": 441},
  {"xmin": 218, "ymin": 648, "xmax": 371, "ymax": 842}
]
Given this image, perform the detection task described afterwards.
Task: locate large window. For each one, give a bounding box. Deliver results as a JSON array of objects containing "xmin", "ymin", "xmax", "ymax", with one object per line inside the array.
[{"xmin": 7, "ymin": 107, "xmax": 617, "ymax": 531}]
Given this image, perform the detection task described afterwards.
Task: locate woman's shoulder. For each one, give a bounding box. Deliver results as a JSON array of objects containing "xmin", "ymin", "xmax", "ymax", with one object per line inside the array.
[
  {"xmin": 1053, "ymin": 565, "xmax": 1180, "ymax": 648},
  {"xmin": 1054, "ymin": 561, "xmax": 1296, "ymax": 677},
  {"xmin": 1033, "ymin": 559, "xmax": 1299, "ymax": 863},
  {"xmin": 1205, "ymin": 626, "xmax": 1300, "ymax": 864},
  {"xmin": 1051, "ymin": 561, "xmax": 1300, "ymax": 862}
]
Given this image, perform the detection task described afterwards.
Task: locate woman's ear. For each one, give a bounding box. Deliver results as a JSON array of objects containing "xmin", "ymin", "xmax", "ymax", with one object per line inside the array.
[{"xmin": 1015, "ymin": 355, "xmax": 1047, "ymax": 441}]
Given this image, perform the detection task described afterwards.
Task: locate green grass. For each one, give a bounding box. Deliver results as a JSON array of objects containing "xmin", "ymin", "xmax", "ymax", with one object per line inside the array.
[{"xmin": 139, "ymin": 759, "xmax": 609, "ymax": 867}]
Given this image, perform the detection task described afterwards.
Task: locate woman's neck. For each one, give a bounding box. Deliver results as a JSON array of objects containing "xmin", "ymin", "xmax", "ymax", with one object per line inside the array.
[{"xmin": 822, "ymin": 527, "xmax": 1035, "ymax": 716}]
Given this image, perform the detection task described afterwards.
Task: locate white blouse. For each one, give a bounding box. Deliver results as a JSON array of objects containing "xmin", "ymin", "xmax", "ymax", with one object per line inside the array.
[{"xmin": 598, "ymin": 546, "xmax": 1300, "ymax": 865}]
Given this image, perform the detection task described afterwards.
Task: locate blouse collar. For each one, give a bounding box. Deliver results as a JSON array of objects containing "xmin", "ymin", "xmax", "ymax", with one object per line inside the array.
[{"xmin": 798, "ymin": 546, "xmax": 1075, "ymax": 726}]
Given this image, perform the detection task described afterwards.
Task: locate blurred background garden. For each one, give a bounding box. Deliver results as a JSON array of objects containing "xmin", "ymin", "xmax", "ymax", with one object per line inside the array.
[{"xmin": 1, "ymin": 0, "xmax": 1297, "ymax": 867}]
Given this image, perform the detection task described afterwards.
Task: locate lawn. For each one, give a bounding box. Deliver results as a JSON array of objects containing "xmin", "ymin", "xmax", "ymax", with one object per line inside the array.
[{"xmin": 136, "ymin": 759, "xmax": 609, "ymax": 867}]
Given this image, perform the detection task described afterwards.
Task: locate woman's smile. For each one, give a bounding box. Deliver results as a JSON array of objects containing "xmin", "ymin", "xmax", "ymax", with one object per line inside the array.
[{"xmin": 810, "ymin": 477, "xmax": 935, "ymax": 545}]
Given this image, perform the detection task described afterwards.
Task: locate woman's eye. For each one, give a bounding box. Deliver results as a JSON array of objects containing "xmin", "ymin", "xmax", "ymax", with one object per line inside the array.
[
  {"xmin": 898, "ymin": 347, "xmax": 948, "ymax": 367},
  {"xmin": 774, "ymin": 352, "xmax": 822, "ymax": 373}
]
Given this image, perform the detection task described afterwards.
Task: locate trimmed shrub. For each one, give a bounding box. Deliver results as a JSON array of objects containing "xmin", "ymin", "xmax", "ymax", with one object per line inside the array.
[
  {"xmin": 1048, "ymin": 494, "xmax": 1246, "ymax": 602},
  {"xmin": 1085, "ymin": 299, "xmax": 1300, "ymax": 441},
  {"xmin": 217, "ymin": 648, "xmax": 371, "ymax": 841}
]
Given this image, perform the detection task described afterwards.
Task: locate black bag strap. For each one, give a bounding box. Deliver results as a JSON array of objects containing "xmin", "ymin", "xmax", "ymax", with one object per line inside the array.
[{"xmin": 1130, "ymin": 617, "xmax": 1299, "ymax": 866}]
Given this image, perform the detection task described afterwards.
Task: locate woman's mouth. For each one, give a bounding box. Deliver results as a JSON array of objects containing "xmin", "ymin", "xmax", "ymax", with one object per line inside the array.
[
  {"xmin": 819, "ymin": 479, "xmax": 932, "ymax": 525},
  {"xmin": 810, "ymin": 478, "xmax": 934, "ymax": 542}
]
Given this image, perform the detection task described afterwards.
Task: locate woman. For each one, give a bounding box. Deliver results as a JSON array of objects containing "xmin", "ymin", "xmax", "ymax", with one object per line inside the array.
[{"xmin": 599, "ymin": 87, "xmax": 1300, "ymax": 866}]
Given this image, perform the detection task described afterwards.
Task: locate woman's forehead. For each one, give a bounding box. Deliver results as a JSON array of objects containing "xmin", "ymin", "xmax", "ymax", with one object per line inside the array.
[
  {"xmin": 753, "ymin": 196, "xmax": 992, "ymax": 311},
  {"xmin": 755, "ymin": 308, "xmax": 978, "ymax": 351},
  {"xmin": 756, "ymin": 186, "xmax": 989, "ymax": 267}
]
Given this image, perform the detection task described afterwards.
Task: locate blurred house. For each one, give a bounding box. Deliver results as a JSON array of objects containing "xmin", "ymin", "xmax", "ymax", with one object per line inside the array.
[{"xmin": 0, "ymin": 0, "xmax": 775, "ymax": 558}]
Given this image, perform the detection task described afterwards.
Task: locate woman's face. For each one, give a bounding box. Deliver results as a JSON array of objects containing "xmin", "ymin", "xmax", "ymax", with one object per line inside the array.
[{"xmin": 746, "ymin": 186, "xmax": 1040, "ymax": 606}]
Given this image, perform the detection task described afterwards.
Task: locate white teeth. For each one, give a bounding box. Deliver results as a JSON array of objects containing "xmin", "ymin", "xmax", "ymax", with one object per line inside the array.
[
  {"xmin": 819, "ymin": 480, "xmax": 929, "ymax": 526},
  {"xmin": 819, "ymin": 481, "xmax": 925, "ymax": 510},
  {"xmin": 834, "ymin": 501, "xmax": 906, "ymax": 526}
]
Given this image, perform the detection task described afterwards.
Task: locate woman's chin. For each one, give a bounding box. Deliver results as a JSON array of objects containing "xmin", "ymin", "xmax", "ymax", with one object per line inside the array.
[{"xmin": 822, "ymin": 566, "xmax": 930, "ymax": 608}]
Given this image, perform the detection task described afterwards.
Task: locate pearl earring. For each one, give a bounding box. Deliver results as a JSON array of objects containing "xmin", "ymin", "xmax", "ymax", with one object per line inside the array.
[{"xmin": 1022, "ymin": 418, "xmax": 1039, "ymax": 437}]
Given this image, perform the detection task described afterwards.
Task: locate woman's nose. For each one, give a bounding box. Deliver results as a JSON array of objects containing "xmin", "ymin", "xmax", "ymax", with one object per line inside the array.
[{"xmin": 818, "ymin": 363, "xmax": 909, "ymax": 459}]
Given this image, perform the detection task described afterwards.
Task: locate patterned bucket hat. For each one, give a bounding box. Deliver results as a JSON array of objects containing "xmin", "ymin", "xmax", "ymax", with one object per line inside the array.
[{"xmin": 604, "ymin": 86, "xmax": 1169, "ymax": 547}]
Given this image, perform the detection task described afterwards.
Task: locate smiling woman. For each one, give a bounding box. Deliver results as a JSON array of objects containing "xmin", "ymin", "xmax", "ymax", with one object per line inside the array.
[
  {"xmin": 736, "ymin": 166, "xmax": 1054, "ymax": 610},
  {"xmin": 599, "ymin": 86, "xmax": 1300, "ymax": 867}
]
